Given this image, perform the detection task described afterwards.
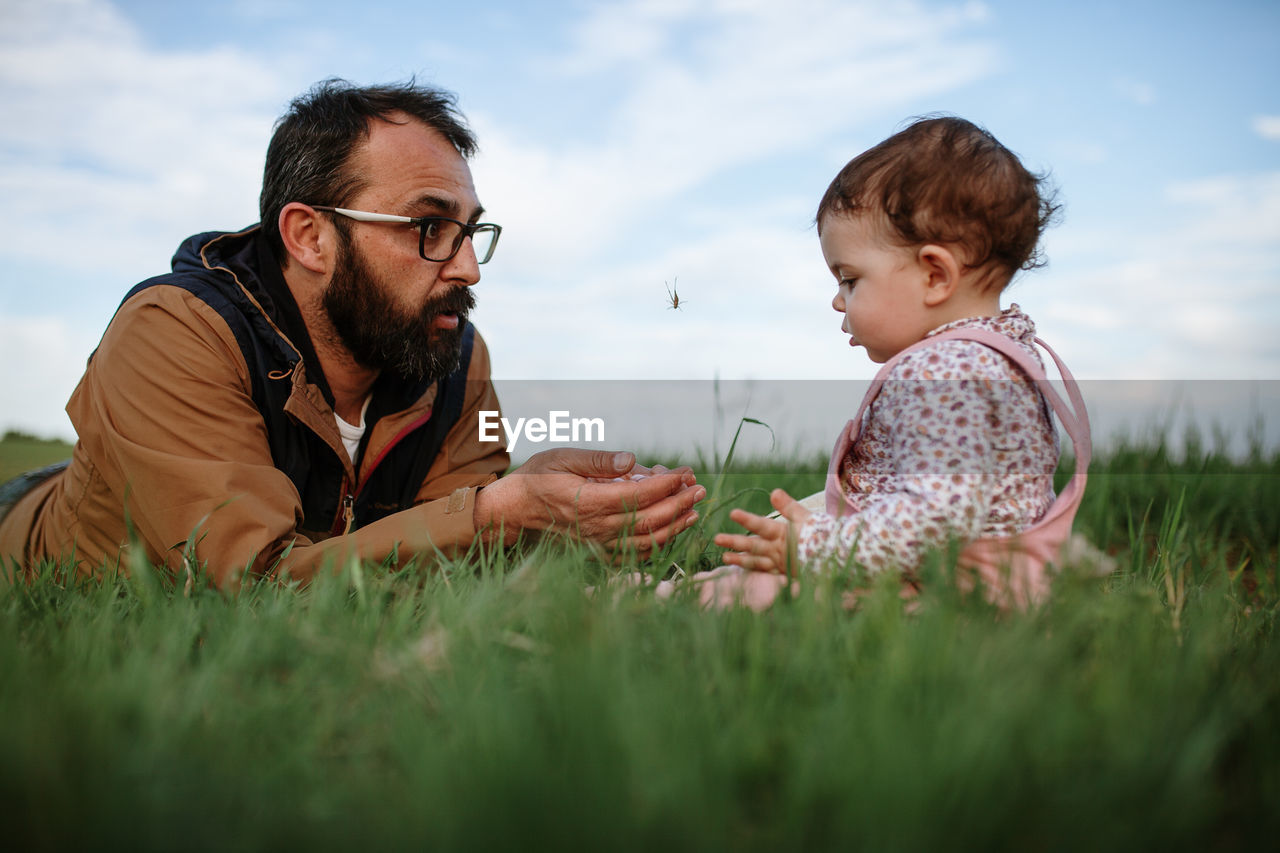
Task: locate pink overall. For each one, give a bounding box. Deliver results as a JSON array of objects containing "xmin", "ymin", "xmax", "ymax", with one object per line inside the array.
[{"xmin": 824, "ymin": 328, "xmax": 1092, "ymax": 609}]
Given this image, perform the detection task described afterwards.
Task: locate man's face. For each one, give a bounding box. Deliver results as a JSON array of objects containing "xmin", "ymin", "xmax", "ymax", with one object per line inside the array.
[
  {"xmin": 323, "ymin": 228, "xmax": 475, "ymax": 381},
  {"xmin": 320, "ymin": 114, "xmax": 485, "ymax": 381}
]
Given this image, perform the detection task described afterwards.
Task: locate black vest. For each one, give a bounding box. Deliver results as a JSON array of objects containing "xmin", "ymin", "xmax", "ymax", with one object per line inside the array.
[{"xmin": 114, "ymin": 228, "xmax": 474, "ymax": 539}]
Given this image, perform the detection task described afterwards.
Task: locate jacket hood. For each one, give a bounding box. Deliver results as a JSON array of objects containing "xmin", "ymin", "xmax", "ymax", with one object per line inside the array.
[{"xmin": 171, "ymin": 226, "xmax": 263, "ymax": 281}]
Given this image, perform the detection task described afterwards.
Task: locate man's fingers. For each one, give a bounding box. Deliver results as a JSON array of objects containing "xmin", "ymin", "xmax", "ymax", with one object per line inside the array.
[
  {"xmin": 574, "ymin": 467, "xmax": 697, "ymax": 516},
  {"xmin": 540, "ymin": 481, "xmax": 703, "ymax": 552},
  {"xmin": 541, "ymin": 448, "xmax": 636, "ymax": 479},
  {"xmin": 630, "ymin": 481, "xmax": 705, "ymax": 533},
  {"xmin": 543, "ymin": 449, "xmax": 699, "ymax": 492},
  {"xmin": 616, "ymin": 463, "xmax": 695, "ymax": 487},
  {"xmin": 582, "ymin": 475, "xmax": 702, "ymax": 527},
  {"xmin": 607, "ymin": 505, "xmax": 701, "ymax": 553},
  {"xmin": 625, "ymin": 467, "xmax": 698, "ymax": 509}
]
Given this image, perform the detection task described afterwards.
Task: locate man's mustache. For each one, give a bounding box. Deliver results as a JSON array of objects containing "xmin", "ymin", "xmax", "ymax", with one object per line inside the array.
[{"xmin": 422, "ymin": 286, "xmax": 476, "ymax": 322}]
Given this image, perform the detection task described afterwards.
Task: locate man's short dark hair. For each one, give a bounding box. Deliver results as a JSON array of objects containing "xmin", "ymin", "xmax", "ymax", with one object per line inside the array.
[
  {"xmin": 816, "ymin": 116, "xmax": 1060, "ymax": 291},
  {"xmin": 259, "ymin": 78, "xmax": 478, "ymax": 263}
]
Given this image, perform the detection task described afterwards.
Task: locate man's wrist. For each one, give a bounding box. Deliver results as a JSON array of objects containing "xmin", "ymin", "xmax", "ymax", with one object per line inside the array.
[{"xmin": 473, "ymin": 482, "xmax": 518, "ymax": 547}]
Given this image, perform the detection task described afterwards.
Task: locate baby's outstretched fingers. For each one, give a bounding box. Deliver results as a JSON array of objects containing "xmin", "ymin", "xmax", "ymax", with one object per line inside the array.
[
  {"xmin": 726, "ymin": 507, "xmax": 786, "ymax": 539},
  {"xmin": 713, "ymin": 531, "xmax": 752, "ymax": 553},
  {"xmin": 715, "ymin": 508, "xmax": 791, "ymax": 574},
  {"xmin": 769, "ymin": 488, "xmax": 814, "ymax": 528},
  {"xmin": 713, "ymin": 531, "xmax": 778, "ymax": 570},
  {"xmin": 720, "ymin": 550, "xmax": 782, "ymax": 573}
]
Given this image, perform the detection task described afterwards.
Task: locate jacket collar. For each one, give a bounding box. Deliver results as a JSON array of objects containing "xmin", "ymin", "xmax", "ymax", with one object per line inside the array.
[
  {"xmin": 251, "ymin": 232, "xmax": 337, "ymax": 407},
  {"xmin": 192, "ymin": 227, "xmax": 441, "ymax": 418}
]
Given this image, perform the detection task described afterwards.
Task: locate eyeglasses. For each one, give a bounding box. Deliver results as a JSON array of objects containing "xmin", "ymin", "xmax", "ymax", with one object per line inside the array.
[{"xmin": 312, "ymin": 206, "xmax": 502, "ymax": 264}]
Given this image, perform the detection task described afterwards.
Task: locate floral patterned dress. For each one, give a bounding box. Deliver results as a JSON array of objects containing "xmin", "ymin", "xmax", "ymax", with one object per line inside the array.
[{"xmin": 797, "ymin": 305, "xmax": 1060, "ymax": 575}]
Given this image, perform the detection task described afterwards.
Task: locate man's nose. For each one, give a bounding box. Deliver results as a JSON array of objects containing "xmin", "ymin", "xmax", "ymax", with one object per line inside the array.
[{"xmin": 441, "ymin": 236, "xmax": 481, "ymax": 286}]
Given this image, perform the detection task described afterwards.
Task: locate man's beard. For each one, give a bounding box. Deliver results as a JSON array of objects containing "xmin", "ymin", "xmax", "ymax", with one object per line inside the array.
[{"xmin": 322, "ymin": 235, "xmax": 476, "ymax": 382}]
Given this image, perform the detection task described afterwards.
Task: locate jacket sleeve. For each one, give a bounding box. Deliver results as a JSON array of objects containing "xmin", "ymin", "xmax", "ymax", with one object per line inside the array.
[{"xmin": 69, "ymin": 285, "xmax": 504, "ymax": 590}]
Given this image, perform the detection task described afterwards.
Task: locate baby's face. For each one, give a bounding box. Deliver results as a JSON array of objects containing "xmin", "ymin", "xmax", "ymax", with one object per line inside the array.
[{"xmin": 818, "ymin": 214, "xmax": 936, "ymax": 363}]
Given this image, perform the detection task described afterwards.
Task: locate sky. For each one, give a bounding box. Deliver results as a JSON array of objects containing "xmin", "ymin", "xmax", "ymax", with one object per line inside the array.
[{"xmin": 1, "ymin": 0, "xmax": 1277, "ymax": 447}]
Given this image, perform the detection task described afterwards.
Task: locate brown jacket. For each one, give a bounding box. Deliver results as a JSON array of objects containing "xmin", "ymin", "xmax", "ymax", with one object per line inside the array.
[{"xmin": 0, "ymin": 229, "xmax": 509, "ymax": 588}]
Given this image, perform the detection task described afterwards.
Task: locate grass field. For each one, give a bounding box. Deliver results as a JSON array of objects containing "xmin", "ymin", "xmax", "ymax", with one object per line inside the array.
[
  {"xmin": 0, "ymin": 431, "xmax": 73, "ymax": 482},
  {"xmin": 2, "ymin": 432, "xmax": 1278, "ymax": 850}
]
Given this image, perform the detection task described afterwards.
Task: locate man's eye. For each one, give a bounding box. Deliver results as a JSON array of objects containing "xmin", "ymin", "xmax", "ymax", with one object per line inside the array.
[{"xmin": 420, "ymin": 221, "xmax": 441, "ymax": 239}]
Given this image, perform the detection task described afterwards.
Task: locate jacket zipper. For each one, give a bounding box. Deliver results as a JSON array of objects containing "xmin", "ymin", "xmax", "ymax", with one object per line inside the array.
[
  {"xmin": 329, "ymin": 407, "xmax": 435, "ymax": 537},
  {"xmin": 341, "ymin": 493, "xmax": 355, "ymax": 535},
  {"xmin": 330, "ymin": 476, "xmax": 355, "ymax": 537}
]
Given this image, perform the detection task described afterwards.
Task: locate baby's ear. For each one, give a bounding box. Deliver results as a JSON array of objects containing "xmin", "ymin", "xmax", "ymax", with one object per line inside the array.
[{"xmin": 917, "ymin": 244, "xmax": 961, "ymax": 307}]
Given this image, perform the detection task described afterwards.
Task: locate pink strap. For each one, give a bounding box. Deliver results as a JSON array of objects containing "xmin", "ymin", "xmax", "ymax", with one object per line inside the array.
[
  {"xmin": 827, "ymin": 328, "xmax": 1091, "ymax": 517},
  {"xmin": 925, "ymin": 329, "xmax": 1091, "ymax": 467}
]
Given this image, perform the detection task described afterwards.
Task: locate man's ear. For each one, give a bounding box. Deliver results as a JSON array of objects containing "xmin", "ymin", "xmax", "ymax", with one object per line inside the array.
[
  {"xmin": 917, "ymin": 244, "xmax": 962, "ymax": 307},
  {"xmin": 278, "ymin": 203, "xmax": 334, "ymax": 274}
]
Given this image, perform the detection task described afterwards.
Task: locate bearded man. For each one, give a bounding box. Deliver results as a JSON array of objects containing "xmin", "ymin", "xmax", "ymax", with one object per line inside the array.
[{"xmin": 0, "ymin": 79, "xmax": 703, "ymax": 589}]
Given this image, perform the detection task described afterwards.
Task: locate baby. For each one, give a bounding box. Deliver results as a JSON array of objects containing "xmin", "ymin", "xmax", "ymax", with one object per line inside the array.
[{"xmin": 709, "ymin": 116, "xmax": 1090, "ymax": 609}]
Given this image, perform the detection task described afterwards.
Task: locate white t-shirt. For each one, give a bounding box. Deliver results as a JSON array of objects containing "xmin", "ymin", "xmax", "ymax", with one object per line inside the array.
[{"xmin": 335, "ymin": 397, "xmax": 372, "ymax": 465}]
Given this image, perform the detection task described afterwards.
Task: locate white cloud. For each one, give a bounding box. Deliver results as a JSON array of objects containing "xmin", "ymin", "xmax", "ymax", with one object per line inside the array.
[
  {"xmin": 469, "ymin": 0, "xmax": 995, "ymax": 267},
  {"xmin": 467, "ymin": 0, "xmax": 999, "ymax": 387},
  {"xmin": 476, "ymin": 219, "xmax": 840, "ymax": 382},
  {"xmin": 1253, "ymin": 115, "xmax": 1280, "ymax": 141},
  {"xmin": 1164, "ymin": 173, "xmax": 1280, "ymax": 246},
  {"xmin": 1054, "ymin": 140, "xmax": 1108, "ymax": 164},
  {"xmin": 0, "ymin": 0, "xmax": 296, "ymax": 436},
  {"xmin": 1038, "ymin": 171, "xmax": 1280, "ymax": 380},
  {"xmin": 1113, "ymin": 77, "xmax": 1156, "ymax": 106},
  {"xmin": 228, "ymin": 0, "xmax": 307, "ymax": 20},
  {"xmin": 0, "ymin": 0, "xmax": 287, "ymax": 276},
  {"xmin": 550, "ymin": 0, "xmax": 691, "ymax": 74},
  {"xmin": 0, "ymin": 313, "xmax": 96, "ymax": 440}
]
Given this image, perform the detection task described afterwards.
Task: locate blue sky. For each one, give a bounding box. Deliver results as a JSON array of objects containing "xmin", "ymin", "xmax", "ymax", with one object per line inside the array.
[{"xmin": 1, "ymin": 0, "xmax": 1277, "ymax": 441}]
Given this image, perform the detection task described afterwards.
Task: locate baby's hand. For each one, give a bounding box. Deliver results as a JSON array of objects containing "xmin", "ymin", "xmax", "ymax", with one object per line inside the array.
[{"xmin": 713, "ymin": 488, "xmax": 813, "ymax": 574}]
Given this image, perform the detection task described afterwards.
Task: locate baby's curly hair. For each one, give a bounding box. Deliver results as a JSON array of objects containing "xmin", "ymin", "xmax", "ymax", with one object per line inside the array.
[{"xmin": 816, "ymin": 116, "xmax": 1061, "ymax": 290}]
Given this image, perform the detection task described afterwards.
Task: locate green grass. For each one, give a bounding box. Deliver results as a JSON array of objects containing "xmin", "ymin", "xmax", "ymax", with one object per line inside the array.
[
  {"xmin": 2, "ymin": 435, "xmax": 1278, "ymax": 851},
  {"xmin": 0, "ymin": 431, "xmax": 73, "ymax": 482}
]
